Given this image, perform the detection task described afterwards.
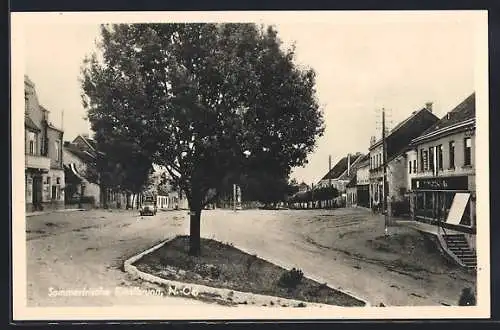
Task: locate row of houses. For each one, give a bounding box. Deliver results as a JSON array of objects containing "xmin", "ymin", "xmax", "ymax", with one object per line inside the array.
[
  {"xmin": 24, "ymin": 75, "xmax": 187, "ymax": 213},
  {"xmin": 323, "ymin": 93, "xmax": 476, "ymax": 255}
]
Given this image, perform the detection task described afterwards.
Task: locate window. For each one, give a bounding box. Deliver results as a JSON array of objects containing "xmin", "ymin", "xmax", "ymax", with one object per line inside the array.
[
  {"xmin": 51, "ymin": 185, "xmax": 57, "ymax": 200},
  {"xmin": 421, "ymin": 149, "xmax": 428, "ymax": 171},
  {"xmin": 449, "ymin": 141, "xmax": 455, "ymax": 168},
  {"xmin": 428, "ymin": 146, "xmax": 435, "ymax": 171},
  {"xmin": 25, "ymin": 91, "xmax": 29, "ymax": 114},
  {"xmin": 408, "ymin": 161, "xmax": 412, "ymax": 174},
  {"xmin": 46, "ymin": 176, "xmax": 51, "ymax": 185},
  {"xmin": 464, "ymin": 137, "xmax": 472, "ymax": 166},
  {"xmin": 420, "ymin": 150, "xmax": 424, "ymax": 171},
  {"xmin": 413, "ymin": 160, "xmax": 417, "ymax": 173},
  {"xmin": 28, "ymin": 132, "xmax": 36, "ymax": 155},
  {"xmin": 436, "ymin": 145, "xmax": 443, "ymax": 171},
  {"xmin": 54, "ymin": 140, "xmax": 60, "ymax": 161}
]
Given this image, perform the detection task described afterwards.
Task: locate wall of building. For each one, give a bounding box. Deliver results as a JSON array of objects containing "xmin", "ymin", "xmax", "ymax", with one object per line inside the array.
[
  {"xmin": 387, "ymin": 155, "xmax": 409, "ymax": 201},
  {"xmin": 412, "ymin": 129, "xmax": 475, "ymax": 178},
  {"xmin": 346, "ymin": 186, "xmax": 357, "ymax": 207},
  {"xmin": 47, "ymin": 128, "xmax": 64, "ymax": 169},
  {"xmin": 25, "ymin": 78, "xmax": 44, "ymax": 156},
  {"xmin": 406, "ymin": 149, "xmax": 418, "ymax": 189},
  {"xmin": 356, "ymin": 164, "xmax": 369, "ymax": 185}
]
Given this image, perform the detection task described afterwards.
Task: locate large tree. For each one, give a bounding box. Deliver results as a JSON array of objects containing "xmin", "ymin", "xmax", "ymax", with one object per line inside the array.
[{"xmin": 81, "ymin": 23, "xmax": 324, "ymax": 255}]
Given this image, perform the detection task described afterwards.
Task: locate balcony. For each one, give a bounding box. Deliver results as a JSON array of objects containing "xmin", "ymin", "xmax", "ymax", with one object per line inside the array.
[{"xmin": 25, "ymin": 154, "xmax": 50, "ymax": 171}]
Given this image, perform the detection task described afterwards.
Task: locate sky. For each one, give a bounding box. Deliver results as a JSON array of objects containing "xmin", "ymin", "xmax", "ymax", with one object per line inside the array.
[{"xmin": 22, "ymin": 12, "xmax": 482, "ymax": 185}]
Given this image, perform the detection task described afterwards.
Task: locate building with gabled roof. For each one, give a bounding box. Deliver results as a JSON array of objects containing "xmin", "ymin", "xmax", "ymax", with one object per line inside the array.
[
  {"xmin": 406, "ymin": 93, "xmax": 476, "ymax": 267},
  {"xmin": 316, "ymin": 153, "xmax": 365, "ymax": 208},
  {"xmin": 24, "ymin": 75, "xmax": 65, "ymax": 212},
  {"xmin": 368, "ymin": 103, "xmax": 440, "ymax": 212}
]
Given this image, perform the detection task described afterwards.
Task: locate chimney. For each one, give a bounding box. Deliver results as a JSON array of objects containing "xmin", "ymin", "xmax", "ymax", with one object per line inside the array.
[
  {"xmin": 347, "ymin": 153, "xmax": 351, "ymax": 176},
  {"xmin": 425, "ymin": 102, "xmax": 433, "ymax": 112}
]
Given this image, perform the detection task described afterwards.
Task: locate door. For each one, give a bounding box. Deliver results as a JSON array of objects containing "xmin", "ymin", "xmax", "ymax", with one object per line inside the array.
[{"xmin": 32, "ymin": 175, "xmax": 43, "ymax": 209}]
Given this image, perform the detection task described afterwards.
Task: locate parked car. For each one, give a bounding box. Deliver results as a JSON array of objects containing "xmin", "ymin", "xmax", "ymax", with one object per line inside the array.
[{"xmin": 140, "ymin": 201, "xmax": 157, "ymax": 216}]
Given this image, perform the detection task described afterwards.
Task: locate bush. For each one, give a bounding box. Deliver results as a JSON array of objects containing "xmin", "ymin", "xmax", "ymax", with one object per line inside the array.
[{"xmin": 278, "ymin": 268, "xmax": 304, "ymax": 289}]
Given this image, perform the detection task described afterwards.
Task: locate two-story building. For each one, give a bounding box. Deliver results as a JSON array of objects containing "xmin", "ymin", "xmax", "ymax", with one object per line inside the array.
[
  {"xmin": 408, "ymin": 93, "xmax": 476, "ymax": 247},
  {"xmin": 24, "ymin": 75, "xmax": 65, "ymax": 212},
  {"xmin": 368, "ymin": 104, "xmax": 440, "ymax": 213}
]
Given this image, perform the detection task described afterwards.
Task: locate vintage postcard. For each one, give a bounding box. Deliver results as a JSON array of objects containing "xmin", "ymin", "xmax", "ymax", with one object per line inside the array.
[{"xmin": 11, "ymin": 10, "xmax": 489, "ymax": 320}]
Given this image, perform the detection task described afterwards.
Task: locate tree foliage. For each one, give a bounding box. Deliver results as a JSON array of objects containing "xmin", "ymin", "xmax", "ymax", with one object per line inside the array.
[{"xmin": 81, "ymin": 23, "xmax": 324, "ymax": 255}]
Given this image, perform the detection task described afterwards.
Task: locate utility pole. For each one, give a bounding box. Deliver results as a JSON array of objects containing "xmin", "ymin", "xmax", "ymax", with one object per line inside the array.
[
  {"xmin": 328, "ymin": 155, "xmax": 332, "ymax": 208},
  {"xmin": 382, "ymin": 108, "xmax": 389, "ymax": 235},
  {"xmin": 311, "ymin": 182, "xmax": 314, "ymax": 209},
  {"xmin": 233, "ymin": 184, "xmax": 236, "ymax": 212}
]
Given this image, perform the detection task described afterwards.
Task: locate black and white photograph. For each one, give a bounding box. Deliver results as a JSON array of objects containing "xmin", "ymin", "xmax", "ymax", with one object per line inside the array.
[{"xmin": 11, "ymin": 10, "xmax": 489, "ymax": 320}]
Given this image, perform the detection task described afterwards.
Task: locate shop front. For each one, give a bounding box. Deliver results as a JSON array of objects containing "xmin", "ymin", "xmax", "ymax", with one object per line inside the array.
[{"xmin": 411, "ymin": 175, "xmax": 475, "ymax": 233}]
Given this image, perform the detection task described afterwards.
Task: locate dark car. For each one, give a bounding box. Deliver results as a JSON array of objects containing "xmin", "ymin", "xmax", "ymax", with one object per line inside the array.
[{"xmin": 140, "ymin": 201, "xmax": 157, "ymax": 216}]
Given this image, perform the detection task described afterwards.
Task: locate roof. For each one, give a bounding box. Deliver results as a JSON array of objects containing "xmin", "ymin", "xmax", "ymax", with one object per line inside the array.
[
  {"xmin": 47, "ymin": 123, "xmax": 64, "ymax": 133},
  {"xmin": 39, "ymin": 105, "xmax": 50, "ymax": 113},
  {"xmin": 64, "ymin": 144, "xmax": 96, "ymax": 163},
  {"xmin": 25, "ymin": 116, "xmax": 40, "ymax": 132},
  {"xmin": 321, "ymin": 153, "xmax": 363, "ymax": 181},
  {"xmin": 411, "ymin": 93, "xmax": 475, "ymax": 144},
  {"xmin": 370, "ymin": 108, "xmax": 440, "ymax": 162},
  {"xmin": 75, "ymin": 134, "xmax": 97, "ymax": 151}
]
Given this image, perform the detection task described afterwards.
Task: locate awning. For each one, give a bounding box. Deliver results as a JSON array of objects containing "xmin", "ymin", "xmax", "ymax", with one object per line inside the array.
[{"xmin": 446, "ymin": 193, "xmax": 471, "ymax": 225}]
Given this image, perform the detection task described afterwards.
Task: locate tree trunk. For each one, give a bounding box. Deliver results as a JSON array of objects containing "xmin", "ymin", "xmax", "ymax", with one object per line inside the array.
[{"xmin": 189, "ymin": 208, "xmax": 202, "ymax": 256}]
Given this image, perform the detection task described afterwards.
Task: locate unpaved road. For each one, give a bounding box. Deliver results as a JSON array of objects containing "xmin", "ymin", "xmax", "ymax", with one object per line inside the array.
[{"xmin": 24, "ymin": 208, "xmax": 475, "ymax": 307}]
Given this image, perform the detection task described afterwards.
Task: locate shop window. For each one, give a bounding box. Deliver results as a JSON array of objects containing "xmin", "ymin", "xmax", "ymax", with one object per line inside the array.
[
  {"xmin": 51, "ymin": 185, "xmax": 57, "ymax": 200},
  {"xmin": 449, "ymin": 141, "xmax": 455, "ymax": 168},
  {"xmin": 464, "ymin": 138, "xmax": 472, "ymax": 166},
  {"xmin": 415, "ymin": 192, "xmax": 425, "ymax": 216},
  {"xmin": 424, "ymin": 192, "xmax": 434, "ymax": 217}
]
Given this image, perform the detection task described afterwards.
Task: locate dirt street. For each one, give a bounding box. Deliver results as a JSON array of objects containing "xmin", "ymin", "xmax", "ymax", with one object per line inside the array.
[{"xmin": 24, "ymin": 208, "xmax": 475, "ymax": 307}]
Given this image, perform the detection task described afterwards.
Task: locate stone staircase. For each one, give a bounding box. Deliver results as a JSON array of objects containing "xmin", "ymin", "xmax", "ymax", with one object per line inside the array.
[{"xmin": 442, "ymin": 233, "xmax": 476, "ymax": 270}]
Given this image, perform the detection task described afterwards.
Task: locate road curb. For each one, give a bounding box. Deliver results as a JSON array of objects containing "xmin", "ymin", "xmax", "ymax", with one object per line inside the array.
[
  {"xmin": 124, "ymin": 236, "xmax": 370, "ymax": 308},
  {"xmin": 26, "ymin": 208, "xmax": 86, "ymax": 217}
]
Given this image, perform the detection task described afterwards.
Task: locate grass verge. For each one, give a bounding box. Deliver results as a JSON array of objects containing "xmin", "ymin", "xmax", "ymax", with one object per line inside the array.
[{"xmin": 133, "ymin": 235, "xmax": 365, "ymax": 307}]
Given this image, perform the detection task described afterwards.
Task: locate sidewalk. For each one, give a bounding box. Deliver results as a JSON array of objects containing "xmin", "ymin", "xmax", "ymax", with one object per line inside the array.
[{"xmin": 25, "ymin": 208, "xmax": 86, "ymax": 218}]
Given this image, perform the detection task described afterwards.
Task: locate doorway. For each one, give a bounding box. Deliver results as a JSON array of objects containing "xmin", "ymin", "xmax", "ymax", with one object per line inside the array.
[{"xmin": 32, "ymin": 175, "xmax": 43, "ymax": 211}]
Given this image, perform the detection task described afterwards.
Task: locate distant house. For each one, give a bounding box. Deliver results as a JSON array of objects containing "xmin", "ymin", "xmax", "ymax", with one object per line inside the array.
[
  {"xmin": 298, "ymin": 182, "xmax": 309, "ymax": 193},
  {"xmin": 63, "ymin": 137, "xmax": 100, "ymax": 208},
  {"xmin": 316, "ymin": 152, "xmax": 365, "ymax": 208},
  {"xmin": 317, "ymin": 152, "xmax": 364, "ymax": 192},
  {"xmin": 368, "ymin": 103, "xmax": 440, "ymax": 213}
]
